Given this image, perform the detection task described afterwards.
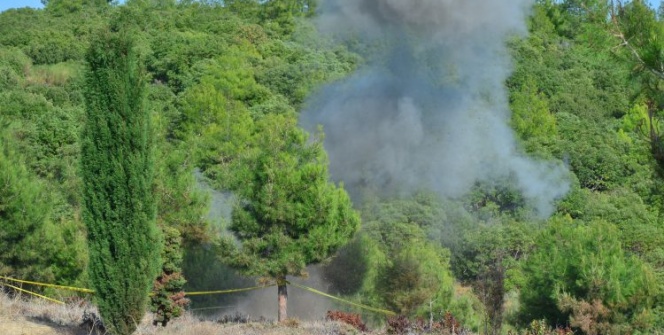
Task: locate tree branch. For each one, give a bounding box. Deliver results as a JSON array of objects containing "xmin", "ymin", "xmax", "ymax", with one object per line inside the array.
[{"xmin": 609, "ymin": 0, "xmax": 664, "ymax": 80}]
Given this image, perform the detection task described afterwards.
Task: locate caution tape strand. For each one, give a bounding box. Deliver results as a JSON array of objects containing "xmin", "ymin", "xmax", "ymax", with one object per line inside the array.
[
  {"xmin": 0, "ymin": 275, "xmax": 273, "ymax": 298},
  {"xmin": 1, "ymin": 275, "xmax": 395, "ymax": 316},
  {"xmin": 0, "ymin": 276, "xmax": 94, "ymax": 294},
  {"xmin": 1, "ymin": 282, "xmax": 65, "ymax": 305},
  {"xmin": 185, "ymin": 284, "xmax": 275, "ymax": 296},
  {"xmin": 289, "ymin": 282, "xmax": 396, "ymax": 316}
]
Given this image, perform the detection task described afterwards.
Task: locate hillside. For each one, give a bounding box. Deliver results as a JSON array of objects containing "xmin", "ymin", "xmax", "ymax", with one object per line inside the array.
[{"xmin": 2, "ymin": 1, "xmax": 664, "ymax": 334}]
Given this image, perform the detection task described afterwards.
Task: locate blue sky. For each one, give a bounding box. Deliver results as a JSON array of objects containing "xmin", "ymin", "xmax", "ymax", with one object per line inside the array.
[
  {"xmin": 0, "ymin": 0, "xmax": 662, "ymax": 15},
  {"xmin": 0, "ymin": 0, "xmax": 44, "ymax": 11}
]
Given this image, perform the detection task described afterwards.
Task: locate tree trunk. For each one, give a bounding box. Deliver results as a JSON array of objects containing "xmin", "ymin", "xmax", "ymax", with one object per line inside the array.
[{"xmin": 277, "ymin": 277, "xmax": 288, "ymax": 322}]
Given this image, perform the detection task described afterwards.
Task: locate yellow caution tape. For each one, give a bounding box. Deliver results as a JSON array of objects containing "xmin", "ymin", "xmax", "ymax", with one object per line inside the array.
[
  {"xmin": 185, "ymin": 284, "xmax": 275, "ymax": 296},
  {"xmin": 289, "ymin": 282, "xmax": 396, "ymax": 316},
  {"xmin": 0, "ymin": 275, "xmax": 397, "ymax": 316},
  {"xmin": 0, "ymin": 276, "xmax": 273, "ymax": 298},
  {"xmin": 0, "ymin": 276, "xmax": 94, "ymax": 294},
  {"xmin": 1, "ymin": 275, "xmax": 390, "ymax": 316},
  {"xmin": 189, "ymin": 305, "xmax": 233, "ymax": 311},
  {"xmin": 1, "ymin": 282, "xmax": 65, "ymax": 305}
]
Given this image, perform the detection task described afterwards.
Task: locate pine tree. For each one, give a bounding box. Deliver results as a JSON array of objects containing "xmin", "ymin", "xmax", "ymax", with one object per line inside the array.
[
  {"xmin": 81, "ymin": 28, "xmax": 161, "ymax": 335},
  {"xmin": 218, "ymin": 114, "xmax": 360, "ymax": 322},
  {"xmin": 519, "ymin": 218, "xmax": 658, "ymax": 331},
  {"xmin": 0, "ymin": 127, "xmax": 51, "ymax": 279}
]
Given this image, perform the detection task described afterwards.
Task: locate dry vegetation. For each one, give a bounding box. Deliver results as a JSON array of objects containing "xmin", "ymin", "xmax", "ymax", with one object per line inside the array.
[
  {"xmin": 0, "ymin": 290, "xmax": 370, "ymax": 335},
  {"xmin": 0, "ymin": 289, "xmax": 580, "ymax": 335}
]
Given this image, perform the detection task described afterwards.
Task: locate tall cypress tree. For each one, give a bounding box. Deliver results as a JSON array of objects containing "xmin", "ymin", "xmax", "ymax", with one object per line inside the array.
[{"xmin": 81, "ymin": 29, "xmax": 161, "ymax": 335}]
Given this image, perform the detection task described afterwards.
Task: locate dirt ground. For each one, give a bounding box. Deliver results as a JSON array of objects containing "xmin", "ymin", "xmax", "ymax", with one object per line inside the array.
[
  {"xmin": 0, "ymin": 290, "xmax": 368, "ymax": 335},
  {"xmin": 0, "ymin": 303, "xmax": 366, "ymax": 335},
  {"xmin": 0, "ymin": 311, "xmax": 365, "ymax": 335},
  {"xmin": 0, "ymin": 316, "xmax": 77, "ymax": 335}
]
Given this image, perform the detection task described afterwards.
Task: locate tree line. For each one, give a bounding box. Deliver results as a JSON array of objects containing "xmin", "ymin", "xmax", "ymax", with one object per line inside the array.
[{"xmin": 2, "ymin": 0, "xmax": 664, "ymax": 334}]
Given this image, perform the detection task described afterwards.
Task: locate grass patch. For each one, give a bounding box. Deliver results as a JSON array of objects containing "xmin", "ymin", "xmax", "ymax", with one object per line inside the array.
[{"xmin": 26, "ymin": 61, "xmax": 83, "ymax": 86}]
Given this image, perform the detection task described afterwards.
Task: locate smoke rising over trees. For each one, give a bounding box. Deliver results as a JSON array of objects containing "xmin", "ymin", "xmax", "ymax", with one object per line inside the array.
[
  {"xmin": 302, "ymin": 0, "xmax": 570, "ymax": 216},
  {"xmin": 3, "ymin": 0, "xmax": 664, "ymax": 333}
]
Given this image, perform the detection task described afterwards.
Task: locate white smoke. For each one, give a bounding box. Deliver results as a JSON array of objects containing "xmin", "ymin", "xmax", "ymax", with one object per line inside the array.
[{"xmin": 301, "ymin": 0, "xmax": 569, "ymax": 217}]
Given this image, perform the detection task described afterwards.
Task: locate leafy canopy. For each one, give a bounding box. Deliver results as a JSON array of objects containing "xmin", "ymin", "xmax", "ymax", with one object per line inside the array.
[{"xmin": 218, "ymin": 114, "xmax": 360, "ymax": 280}]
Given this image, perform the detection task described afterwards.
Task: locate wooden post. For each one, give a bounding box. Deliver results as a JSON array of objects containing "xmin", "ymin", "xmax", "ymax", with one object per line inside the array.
[{"xmin": 277, "ymin": 276, "xmax": 288, "ymax": 322}]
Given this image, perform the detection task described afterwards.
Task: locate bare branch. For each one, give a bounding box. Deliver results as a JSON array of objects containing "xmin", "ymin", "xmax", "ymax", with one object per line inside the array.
[{"xmin": 609, "ymin": 0, "xmax": 664, "ymax": 80}]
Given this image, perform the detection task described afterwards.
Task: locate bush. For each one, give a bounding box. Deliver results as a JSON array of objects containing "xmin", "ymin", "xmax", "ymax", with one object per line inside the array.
[
  {"xmin": 326, "ymin": 310, "xmax": 367, "ymax": 332},
  {"xmin": 150, "ymin": 227, "xmax": 189, "ymax": 327},
  {"xmin": 519, "ymin": 218, "xmax": 658, "ymax": 333}
]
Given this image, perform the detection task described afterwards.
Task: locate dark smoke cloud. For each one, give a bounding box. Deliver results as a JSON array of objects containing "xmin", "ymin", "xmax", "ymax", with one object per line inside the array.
[{"xmin": 301, "ymin": 0, "xmax": 569, "ymax": 217}]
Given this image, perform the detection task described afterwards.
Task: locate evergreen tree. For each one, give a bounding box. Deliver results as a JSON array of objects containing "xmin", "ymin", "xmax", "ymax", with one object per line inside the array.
[
  {"xmin": 218, "ymin": 114, "xmax": 360, "ymax": 322},
  {"xmin": 519, "ymin": 218, "xmax": 658, "ymax": 332},
  {"xmin": 0, "ymin": 124, "xmax": 87, "ymax": 285},
  {"xmin": 81, "ymin": 29, "xmax": 161, "ymax": 335},
  {"xmin": 0, "ymin": 126, "xmax": 51, "ymax": 278}
]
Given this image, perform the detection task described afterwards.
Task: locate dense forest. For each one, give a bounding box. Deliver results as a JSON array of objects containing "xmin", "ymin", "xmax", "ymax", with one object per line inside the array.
[{"xmin": 2, "ymin": 0, "xmax": 664, "ymax": 334}]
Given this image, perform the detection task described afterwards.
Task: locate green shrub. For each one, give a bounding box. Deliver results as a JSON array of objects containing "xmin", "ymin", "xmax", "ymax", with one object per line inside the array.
[{"xmin": 519, "ymin": 218, "xmax": 658, "ymax": 333}]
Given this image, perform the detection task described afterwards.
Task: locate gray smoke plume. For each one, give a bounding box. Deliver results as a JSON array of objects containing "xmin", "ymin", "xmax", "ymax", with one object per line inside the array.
[{"xmin": 301, "ymin": 0, "xmax": 569, "ymax": 217}]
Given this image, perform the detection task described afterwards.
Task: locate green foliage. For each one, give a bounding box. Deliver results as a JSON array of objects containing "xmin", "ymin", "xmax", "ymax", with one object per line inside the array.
[
  {"xmin": 0, "ymin": 126, "xmax": 85, "ymax": 284},
  {"xmin": 255, "ymin": 39, "xmax": 358, "ymax": 107},
  {"xmin": 619, "ymin": 102, "xmax": 653, "ymax": 136},
  {"xmin": 536, "ymin": 0, "xmax": 611, "ymax": 39},
  {"xmin": 376, "ymin": 241, "xmax": 453, "ymax": 316},
  {"xmin": 0, "ymin": 0, "xmax": 358, "ymax": 304},
  {"xmin": 81, "ymin": 29, "xmax": 161, "ymax": 335},
  {"xmin": 150, "ymin": 84, "xmax": 210, "ymax": 243},
  {"xmin": 347, "ymin": 195, "xmax": 456, "ymax": 318},
  {"xmin": 446, "ymin": 285, "xmax": 484, "ymax": 333},
  {"xmin": 44, "ymin": 0, "xmax": 111, "ymax": 15},
  {"xmin": 150, "ymin": 226, "xmax": 189, "ymax": 327},
  {"xmin": 0, "ymin": 34, "xmax": 90, "ymax": 290},
  {"xmin": 0, "ymin": 47, "xmax": 30, "ymax": 90},
  {"xmin": 509, "ymin": 75, "xmax": 557, "ymax": 154},
  {"xmin": 450, "ymin": 219, "xmax": 535, "ymax": 334},
  {"xmin": 176, "ymin": 76, "xmax": 256, "ymax": 181},
  {"xmin": 3, "ymin": 0, "xmax": 664, "ymax": 333},
  {"xmin": 148, "ymin": 30, "xmax": 230, "ymax": 93},
  {"xmin": 615, "ymin": 1, "xmax": 664, "ymax": 83},
  {"xmin": 519, "ymin": 218, "xmax": 659, "ymax": 332},
  {"xmin": 218, "ymin": 115, "xmax": 360, "ymax": 280},
  {"xmin": 322, "ymin": 234, "xmax": 371, "ymax": 296},
  {"xmin": 555, "ymin": 114, "xmax": 633, "ymax": 192},
  {"xmin": 0, "ymin": 3, "xmax": 104, "ymax": 67},
  {"xmin": 614, "ymin": 1, "xmax": 664, "ymax": 166}
]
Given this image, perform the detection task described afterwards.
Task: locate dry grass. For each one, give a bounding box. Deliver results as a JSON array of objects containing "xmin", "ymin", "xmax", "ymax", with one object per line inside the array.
[
  {"xmin": 0, "ymin": 289, "xmax": 87, "ymax": 335},
  {"xmin": 0, "ymin": 290, "xmax": 367, "ymax": 335},
  {"xmin": 25, "ymin": 62, "xmax": 81, "ymax": 86}
]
